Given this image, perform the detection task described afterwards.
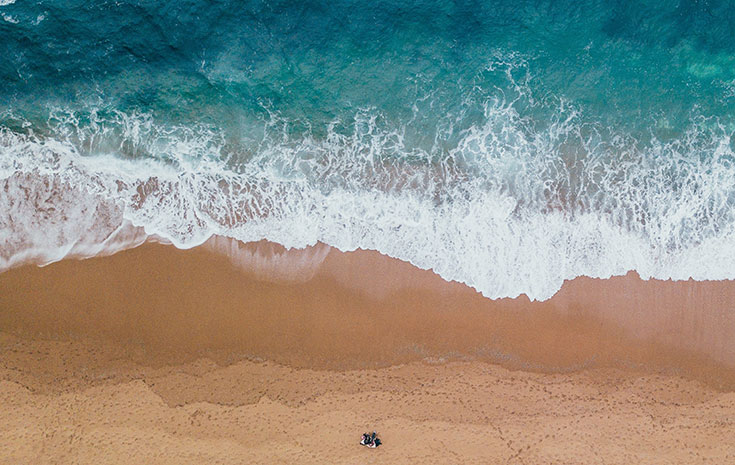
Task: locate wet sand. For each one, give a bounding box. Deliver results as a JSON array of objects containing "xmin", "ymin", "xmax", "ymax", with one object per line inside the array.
[{"xmin": 2, "ymin": 240, "xmax": 735, "ymax": 463}]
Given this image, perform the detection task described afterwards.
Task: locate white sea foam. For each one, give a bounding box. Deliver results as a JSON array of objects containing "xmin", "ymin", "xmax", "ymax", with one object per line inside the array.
[{"xmin": 2, "ymin": 97, "xmax": 735, "ymax": 301}]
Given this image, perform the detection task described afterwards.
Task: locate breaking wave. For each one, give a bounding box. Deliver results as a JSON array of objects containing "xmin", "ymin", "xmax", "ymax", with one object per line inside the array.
[{"xmin": 3, "ymin": 85, "xmax": 735, "ymax": 301}]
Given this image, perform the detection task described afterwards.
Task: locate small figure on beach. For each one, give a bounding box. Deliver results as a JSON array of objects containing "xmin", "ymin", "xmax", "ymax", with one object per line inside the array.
[{"xmin": 360, "ymin": 431, "xmax": 382, "ymax": 448}]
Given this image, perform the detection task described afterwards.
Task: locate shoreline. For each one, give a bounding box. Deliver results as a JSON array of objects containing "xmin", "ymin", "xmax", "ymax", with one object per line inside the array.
[
  {"xmin": 2, "ymin": 240, "xmax": 735, "ymax": 462},
  {"xmin": 1, "ymin": 239, "xmax": 735, "ymax": 384}
]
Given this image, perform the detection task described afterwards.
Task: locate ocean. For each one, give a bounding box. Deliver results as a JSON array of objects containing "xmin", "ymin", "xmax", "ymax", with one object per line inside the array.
[{"xmin": 2, "ymin": 0, "xmax": 735, "ymax": 300}]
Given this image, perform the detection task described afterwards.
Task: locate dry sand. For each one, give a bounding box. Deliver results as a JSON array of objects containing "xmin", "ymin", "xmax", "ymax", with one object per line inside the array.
[{"xmin": 1, "ymin": 241, "xmax": 735, "ymax": 463}]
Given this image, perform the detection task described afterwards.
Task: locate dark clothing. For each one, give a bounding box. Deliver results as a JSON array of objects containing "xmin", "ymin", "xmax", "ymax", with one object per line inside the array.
[{"xmin": 361, "ymin": 431, "xmax": 381, "ymax": 447}]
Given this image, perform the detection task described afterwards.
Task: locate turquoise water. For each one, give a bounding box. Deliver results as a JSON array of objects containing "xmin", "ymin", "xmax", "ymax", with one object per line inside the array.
[{"xmin": 2, "ymin": 0, "xmax": 735, "ymax": 299}]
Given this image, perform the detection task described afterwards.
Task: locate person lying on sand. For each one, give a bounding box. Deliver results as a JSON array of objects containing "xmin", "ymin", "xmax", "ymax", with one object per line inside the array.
[{"xmin": 360, "ymin": 431, "xmax": 382, "ymax": 448}]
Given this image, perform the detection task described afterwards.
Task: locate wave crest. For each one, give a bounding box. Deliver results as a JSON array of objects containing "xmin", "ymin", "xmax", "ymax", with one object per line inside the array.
[{"xmin": 2, "ymin": 87, "xmax": 735, "ymax": 300}]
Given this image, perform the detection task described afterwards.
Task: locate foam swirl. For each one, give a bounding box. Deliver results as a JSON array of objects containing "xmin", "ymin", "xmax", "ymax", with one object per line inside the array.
[{"xmin": 2, "ymin": 95, "xmax": 735, "ymax": 301}]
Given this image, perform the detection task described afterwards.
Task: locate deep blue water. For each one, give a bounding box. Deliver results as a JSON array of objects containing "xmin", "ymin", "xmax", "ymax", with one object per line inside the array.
[
  {"xmin": 2, "ymin": 0, "xmax": 735, "ymax": 299},
  {"xmin": 4, "ymin": 1, "xmax": 735, "ymax": 135}
]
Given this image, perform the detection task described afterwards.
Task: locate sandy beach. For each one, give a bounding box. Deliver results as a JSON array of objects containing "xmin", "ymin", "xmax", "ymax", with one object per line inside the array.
[
  {"xmin": 5, "ymin": 1, "xmax": 735, "ymax": 462},
  {"xmin": 1, "ymin": 241, "xmax": 735, "ymax": 463},
  {"xmin": 3, "ymin": 335, "xmax": 735, "ymax": 465}
]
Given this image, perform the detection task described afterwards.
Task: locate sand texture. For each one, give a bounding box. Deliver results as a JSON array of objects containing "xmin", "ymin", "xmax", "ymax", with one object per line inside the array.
[
  {"xmin": 2, "ymin": 334, "xmax": 735, "ymax": 465},
  {"xmin": 2, "ymin": 241, "xmax": 735, "ymax": 463}
]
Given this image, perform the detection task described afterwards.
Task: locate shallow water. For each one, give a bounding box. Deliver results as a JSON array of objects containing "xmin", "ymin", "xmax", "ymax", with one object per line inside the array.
[{"xmin": 2, "ymin": 1, "xmax": 735, "ymax": 299}]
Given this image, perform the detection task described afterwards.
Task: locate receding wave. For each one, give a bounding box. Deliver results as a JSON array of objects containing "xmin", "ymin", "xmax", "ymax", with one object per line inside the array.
[{"xmin": 3, "ymin": 80, "xmax": 735, "ymax": 302}]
